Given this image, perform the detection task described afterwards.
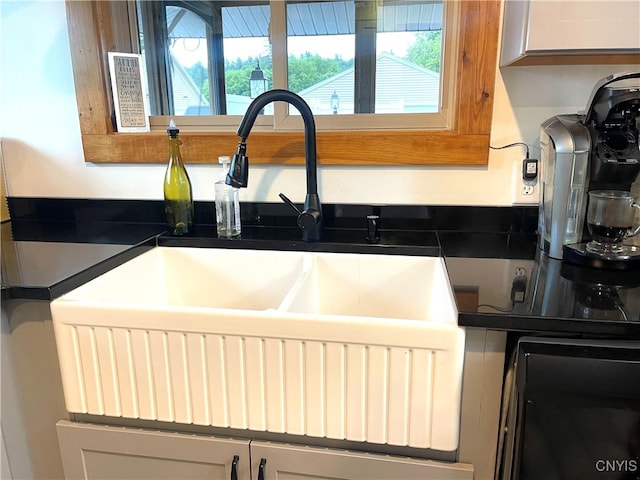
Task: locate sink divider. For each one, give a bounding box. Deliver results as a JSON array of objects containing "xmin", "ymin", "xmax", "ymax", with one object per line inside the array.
[{"xmin": 275, "ymin": 252, "xmax": 316, "ymax": 313}]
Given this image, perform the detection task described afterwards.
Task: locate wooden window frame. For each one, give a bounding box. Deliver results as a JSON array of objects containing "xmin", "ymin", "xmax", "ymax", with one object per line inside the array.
[{"xmin": 66, "ymin": 0, "xmax": 500, "ymax": 165}]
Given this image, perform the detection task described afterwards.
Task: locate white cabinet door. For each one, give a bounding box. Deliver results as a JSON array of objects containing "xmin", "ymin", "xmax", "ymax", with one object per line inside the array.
[
  {"xmin": 250, "ymin": 441, "xmax": 473, "ymax": 480},
  {"xmin": 57, "ymin": 422, "xmax": 474, "ymax": 480},
  {"xmin": 501, "ymin": 0, "xmax": 640, "ymax": 66},
  {"xmin": 56, "ymin": 421, "xmax": 250, "ymax": 480}
]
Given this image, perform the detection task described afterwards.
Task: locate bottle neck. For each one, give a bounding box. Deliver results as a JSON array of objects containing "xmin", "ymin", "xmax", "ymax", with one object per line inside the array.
[
  {"xmin": 220, "ymin": 162, "xmax": 230, "ymax": 179},
  {"xmin": 168, "ymin": 135, "xmax": 182, "ymax": 164}
]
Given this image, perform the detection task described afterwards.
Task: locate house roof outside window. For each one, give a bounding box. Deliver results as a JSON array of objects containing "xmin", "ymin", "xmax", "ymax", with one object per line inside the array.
[{"xmin": 166, "ymin": 2, "xmax": 443, "ymax": 39}]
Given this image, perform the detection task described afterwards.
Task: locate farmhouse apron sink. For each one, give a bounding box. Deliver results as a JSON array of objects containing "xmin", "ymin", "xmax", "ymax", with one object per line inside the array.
[{"xmin": 51, "ymin": 247, "xmax": 465, "ymax": 451}]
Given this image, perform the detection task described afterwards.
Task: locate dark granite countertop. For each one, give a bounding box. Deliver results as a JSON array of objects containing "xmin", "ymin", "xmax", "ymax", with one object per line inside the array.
[
  {"xmin": 1, "ymin": 221, "xmax": 164, "ymax": 300},
  {"xmin": 2, "ymin": 198, "xmax": 638, "ymax": 338}
]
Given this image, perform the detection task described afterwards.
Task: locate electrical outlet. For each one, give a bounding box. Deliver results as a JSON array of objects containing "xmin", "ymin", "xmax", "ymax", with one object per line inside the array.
[
  {"xmin": 511, "ymin": 267, "xmax": 528, "ymax": 303},
  {"xmin": 512, "ymin": 160, "xmax": 539, "ymax": 204}
]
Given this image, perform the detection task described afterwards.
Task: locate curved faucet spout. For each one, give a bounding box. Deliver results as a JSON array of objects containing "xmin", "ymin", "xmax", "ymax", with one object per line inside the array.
[
  {"xmin": 235, "ymin": 89, "xmax": 318, "ymax": 195},
  {"xmin": 227, "ymin": 89, "xmax": 323, "ymax": 242}
]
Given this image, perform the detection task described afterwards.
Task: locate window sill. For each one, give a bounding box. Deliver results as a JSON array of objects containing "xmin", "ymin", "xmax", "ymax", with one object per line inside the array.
[{"xmin": 81, "ymin": 130, "xmax": 490, "ymax": 165}]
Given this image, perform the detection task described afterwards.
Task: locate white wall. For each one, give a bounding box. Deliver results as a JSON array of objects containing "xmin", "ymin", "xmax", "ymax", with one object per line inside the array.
[{"xmin": 0, "ymin": 1, "xmax": 636, "ymax": 206}]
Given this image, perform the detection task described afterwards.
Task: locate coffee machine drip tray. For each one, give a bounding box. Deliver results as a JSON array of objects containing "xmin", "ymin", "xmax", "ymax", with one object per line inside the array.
[{"xmin": 563, "ymin": 243, "xmax": 640, "ymax": 270}]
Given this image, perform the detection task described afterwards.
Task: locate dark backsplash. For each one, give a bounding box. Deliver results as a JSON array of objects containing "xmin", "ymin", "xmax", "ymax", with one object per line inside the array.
[{"xmin": 7, "ymin": 197, "xmax": 538, "ymax": 235}]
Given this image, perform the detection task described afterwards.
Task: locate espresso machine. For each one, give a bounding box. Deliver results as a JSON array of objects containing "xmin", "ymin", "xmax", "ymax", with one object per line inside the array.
[{"xmin": 539, "ymin": 72, "xmax": 640, "ymax": 269}]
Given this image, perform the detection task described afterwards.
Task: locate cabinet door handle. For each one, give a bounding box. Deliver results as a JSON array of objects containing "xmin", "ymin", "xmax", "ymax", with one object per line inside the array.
[
  {"xmin": 257, "ymin": 458, "xmax": 267, "ymax": 480},
  {"xmin": 231, "ymin": 455, "xmax": 239, "ymax": 480}
]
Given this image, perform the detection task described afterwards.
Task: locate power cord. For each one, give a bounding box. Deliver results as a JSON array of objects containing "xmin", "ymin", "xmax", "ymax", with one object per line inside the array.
[
  {"xmin": 477, "ymin": 302, "xmax": 515, "ymax": 313},
  {"xmin": 476, "ymin": 274, "xmax": 527, "ymax": 313},
  {"xmin": 490, "ymin": 142, "xmax": 530, "ymax": 158}
]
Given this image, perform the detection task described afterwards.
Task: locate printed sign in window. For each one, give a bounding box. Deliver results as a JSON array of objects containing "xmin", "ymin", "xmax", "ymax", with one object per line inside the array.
[{"xmin": 108, "ymin": 52, "xmax": 150, "ymax": 132}]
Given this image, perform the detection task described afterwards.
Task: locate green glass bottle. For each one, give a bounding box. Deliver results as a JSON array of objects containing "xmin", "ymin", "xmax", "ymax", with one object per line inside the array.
[{"xmin": 164, "ymin": 119, "xmax": 194, "ymax": 235}]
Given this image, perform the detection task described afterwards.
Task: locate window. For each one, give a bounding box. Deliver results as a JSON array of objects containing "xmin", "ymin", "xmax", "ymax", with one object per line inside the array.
[
  {"xmin": 138, "ymin": 0, "xmax": 454, "ymax": 131},
  {"xmin": 65, "ymin": 0, "xmax": 500, "ymax": 165}
]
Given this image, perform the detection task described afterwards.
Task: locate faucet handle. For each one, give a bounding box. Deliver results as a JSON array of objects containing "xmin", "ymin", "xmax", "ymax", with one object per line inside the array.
[
  {"xmin": 298, "ymin": 208, "xmax": 322, "ymax": 230},
  {"xmin": 278, "ymin": 193, "xmax": 302, "ymax": 215},
  {"xmin": 279, "ymin": 192, "xmax": 323, "ymax": 241},
  {"xmin": 279, "ymin": 191, "xmax": 320, "ymax": 227}
]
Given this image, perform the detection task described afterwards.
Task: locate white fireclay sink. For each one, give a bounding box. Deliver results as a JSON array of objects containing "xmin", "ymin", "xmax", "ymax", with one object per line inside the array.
[
  {"xmin": 51, "ymin": 247, "xmax": 464, "ymax": 451},
  {"xmin": 56, "ymin": 247, "xmax": 308, "ymax": 310}
]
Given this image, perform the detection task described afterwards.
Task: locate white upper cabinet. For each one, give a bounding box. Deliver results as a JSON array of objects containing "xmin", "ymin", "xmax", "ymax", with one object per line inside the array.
[{"xmin": 500, "ymin": 0, "xmax": 640, "ymax": 66}]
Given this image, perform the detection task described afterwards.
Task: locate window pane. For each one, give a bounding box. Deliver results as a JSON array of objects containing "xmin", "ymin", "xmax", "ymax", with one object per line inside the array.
[
  {"xmin": 376, "ymin": 3, "xmax": 442, "ymax": 113},
  {"xmin": 286, "ymin": 1, "xmax": 355, "ymax": 115},
  {"xmin": 166, "ymin": 6, "xmax": 211, "ymax": 116},
  {"xmin": 286, "ymin": 0, "xmax": 442, "ymax": 115},
  {"xmin": 138, "ymin": 1, "xmax": 272, "ymax": 117},
  {"xmin": 221, "ymin": 4, "xmax": 273, "ymax": 115}
]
